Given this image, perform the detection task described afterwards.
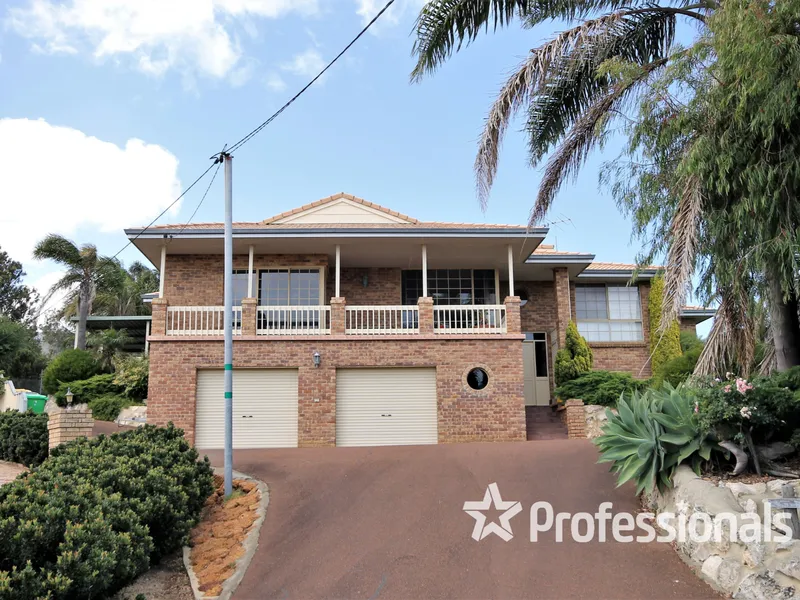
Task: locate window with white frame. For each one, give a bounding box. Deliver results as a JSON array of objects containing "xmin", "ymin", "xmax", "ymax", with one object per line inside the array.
[
  {"xmin": 575, "ymin": 285, "xmax": 643, "ymax": 342},
  {"xmin": 258, "ymin": 269, "xmax": 321, "ymax": 306}
]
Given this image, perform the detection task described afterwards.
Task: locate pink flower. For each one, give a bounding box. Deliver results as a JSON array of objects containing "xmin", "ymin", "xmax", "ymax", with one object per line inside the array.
[
  {"xmin": 694, "ymin": 401, "xmax": 699, "ymax": 414},
  {"xmin": 735, "ymin": 378, "xmax": 753, "ymax": 394},
  {"xmin": 723, "ymin": 385, "xmax": 731, "ymax": 393},
  {"xmin": 740, "ymin": 406, "xmax": 753, "ymax": 419}
]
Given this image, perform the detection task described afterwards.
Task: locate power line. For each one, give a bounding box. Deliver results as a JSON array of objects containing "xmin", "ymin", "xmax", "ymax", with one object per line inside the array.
[
  {"xmin": 171, "ymin": 159, "xmax": 223, "ymax": 240},
  {"xmin": 224, "ymin": 0, "xmax": 396, "ymax": 155}
]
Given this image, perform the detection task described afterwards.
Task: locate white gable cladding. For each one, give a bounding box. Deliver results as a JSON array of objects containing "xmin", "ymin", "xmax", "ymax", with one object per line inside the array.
[{"xmin": 273, "ymin": 198, "xmax": 411, "ymax": 224}]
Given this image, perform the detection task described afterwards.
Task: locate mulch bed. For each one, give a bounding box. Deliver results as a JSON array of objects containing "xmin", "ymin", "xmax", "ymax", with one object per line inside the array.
[
  {"xmin": 702, "ymin": 456, "xmax": 800, "ymax": 485},
  {"xmin": 188, "ymin": 475, "xmax": 261, "ymax": 597}
]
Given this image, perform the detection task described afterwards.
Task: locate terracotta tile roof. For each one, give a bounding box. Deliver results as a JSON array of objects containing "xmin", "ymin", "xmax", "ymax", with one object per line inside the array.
[
  {"xmin": 530, "ymin": 246, "xmax": 592, "ymax": 257},
  {"xmin": 146, "ymin": 221, "xmax": 530, "ymax": 231},
  {"xmin": 583, "ymin": 262, "xmax": 661, "ymax": 271},
  {"xmin": 261, "ymin": 192, "xmax": 419, "ymax": 224}
]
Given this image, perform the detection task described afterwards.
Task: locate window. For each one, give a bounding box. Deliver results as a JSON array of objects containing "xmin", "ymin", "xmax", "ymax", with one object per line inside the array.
[
  {"xmin": 575, "ymin": 285, "xmax": 643, "ymax": 342},
  {"xmin": 401, "ymin": 269, "xmax": 497, "ymax": 305},
  {"xmin": 467, "ymin": 368, "xmax": 489, "ymax": 390},
  {"xmin": 231, "ymin": 270, "xmax": 249, "ymax": 307},
  {"xmin": 259, "ymin": 269, "xmax": 320, "ymax": 306}
]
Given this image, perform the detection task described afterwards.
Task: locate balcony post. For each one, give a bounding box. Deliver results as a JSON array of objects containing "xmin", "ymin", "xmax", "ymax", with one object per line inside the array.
[
  {"xmin": 241, "ymin": 297, "xmax": 257, "ymax": 336},
  {"xmin": 504, "ymin": 296, "xmax": 521, "ymax": 334},
  {"xmin": 247, "ymin": 245, "xmax": 255, "ymax": 297},
  {"xmin": 330, "ymin": 297, "xmax": 346, "ymax": 335},
  {"xmin": 151, "ymin": 297, "xmax": 168, "ymax": 335},
  {"xmin": 507, "ymin": 244, "xmax": 515, "ymax": 297},
  {"xmin": 422, "ymin": 244, "xmax": 428, "ymax": 298},
  {"xmin": 159, "ymin": 244, "xmax": 167, "ymax": 298},
  {"xmin": 418, "ymin": 297, "xmax": 434, "ymax": 335},
  {"xmin": 335, "ymin": 245, "xmax": 341, "ymax": 297}
]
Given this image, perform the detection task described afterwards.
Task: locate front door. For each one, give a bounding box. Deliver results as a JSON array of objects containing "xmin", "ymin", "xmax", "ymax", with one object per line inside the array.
[{"xmin": 523, "ymin": 333, "xmax": 551, "ymax": 406}]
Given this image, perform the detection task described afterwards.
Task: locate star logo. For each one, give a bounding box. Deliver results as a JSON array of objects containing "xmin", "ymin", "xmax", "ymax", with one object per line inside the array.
[{"xmin": 463, "ymin": 483, "xmax": 522, "ymax": 541}]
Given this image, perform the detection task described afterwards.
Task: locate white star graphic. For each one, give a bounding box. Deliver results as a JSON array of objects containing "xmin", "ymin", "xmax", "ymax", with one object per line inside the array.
[{"xmin": 463, "ymin": 482, "xmax": 522, "ymax": 541}]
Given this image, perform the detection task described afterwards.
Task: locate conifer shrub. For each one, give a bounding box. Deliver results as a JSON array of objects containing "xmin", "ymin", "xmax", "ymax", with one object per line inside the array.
[{"xmin": 554, "ymin": 321, "xmax": 593, "ymax": 385}]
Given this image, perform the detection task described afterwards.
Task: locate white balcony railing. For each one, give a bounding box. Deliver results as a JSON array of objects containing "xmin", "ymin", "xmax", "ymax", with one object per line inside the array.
[
  {"xmin": 167, "ymin": 306, "xmax": 242, "ymax": 336},
  {"xmin": 345, "ymin": 305, "xmax": 419, "ymax": 335},
  {"xmin": 433, "ymin": 305, "xmax": 506, "ymax": 334},
  {"xmin": 257, "ymin": 305, "xmax": 331, "ymax": 335}
]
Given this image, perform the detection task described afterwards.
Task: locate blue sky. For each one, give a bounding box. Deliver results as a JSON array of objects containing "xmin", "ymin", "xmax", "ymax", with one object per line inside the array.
[{"xmin": 0, "ymin": 0, "xmax": 706, "ymax": 327}]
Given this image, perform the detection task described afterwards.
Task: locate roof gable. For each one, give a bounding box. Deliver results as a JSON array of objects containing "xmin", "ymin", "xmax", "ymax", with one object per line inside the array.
[{"xmin": 262, "ymin": 193, "xmax": 418, "ymax": 225}]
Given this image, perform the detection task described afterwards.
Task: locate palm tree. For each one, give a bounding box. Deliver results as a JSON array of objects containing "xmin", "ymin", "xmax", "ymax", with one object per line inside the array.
[
  {"xmin": 411, "ymin": 1, "xmax": 713, "ymax": 222},
  {"xmin": 33, "ymin": 234, "xmax": 118, "ymax": 350}
]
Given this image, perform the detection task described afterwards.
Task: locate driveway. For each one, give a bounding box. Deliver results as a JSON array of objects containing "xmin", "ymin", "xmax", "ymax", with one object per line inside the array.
[{"xmin": 201, "ymin": 440, "xmax": 716, "ymax": 600}]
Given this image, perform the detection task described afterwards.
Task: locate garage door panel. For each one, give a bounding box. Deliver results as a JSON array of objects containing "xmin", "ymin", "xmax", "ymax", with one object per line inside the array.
[
  {"xmin": 336, "ymin": 368, "xmax": 437, "ymax": 447},
  {"xmin": 196, "ymin": 369, "xmax": 298, "ymax": 449}
]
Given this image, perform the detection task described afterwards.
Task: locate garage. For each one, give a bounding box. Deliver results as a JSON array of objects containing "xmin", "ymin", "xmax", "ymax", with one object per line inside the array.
[
  {"xmin": 195, "ymin": 369, "xmax": 298, "ymax": 449},
  {"xmin": 335, "ymin": 368, "xmax": 437, "ymax": 447}
]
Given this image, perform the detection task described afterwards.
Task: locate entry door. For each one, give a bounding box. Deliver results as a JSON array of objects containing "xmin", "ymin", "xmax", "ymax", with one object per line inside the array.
[
  {"xmin": 523, "ymin": 333, "xmax": 551, "ymax": 406},
  {"xmin": 336, "ymin": 368, "xmax": 437, "ymax": 447}
]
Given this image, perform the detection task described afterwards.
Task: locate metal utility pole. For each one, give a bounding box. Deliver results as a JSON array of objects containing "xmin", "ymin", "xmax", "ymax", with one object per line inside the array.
[{"xmin": 222, "ymin": 152, "xmax": 234, "ymax": 497}]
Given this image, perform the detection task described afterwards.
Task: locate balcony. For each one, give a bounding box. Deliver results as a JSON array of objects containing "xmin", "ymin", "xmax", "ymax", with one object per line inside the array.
[{"xmin": 155, "ymin": 297, "xmax": 519, "ymax": 338}]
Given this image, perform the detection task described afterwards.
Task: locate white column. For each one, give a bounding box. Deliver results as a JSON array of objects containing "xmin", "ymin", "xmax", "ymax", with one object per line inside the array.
[
  {"xmin": 247, "ymin": 245, "xmax": 254, "ymax": 298},
  {"xmin": 73, "ymin": 325, "xmax": 79, "ymax": 349},
  {"xmin": 335, "ymin": 245, "xmax": 341, "ymax": 297},
  {"xmin": 158, "ymin": 245, "xmax": 167, "ymax": 297},
  {"xmin": 507, "ymin": 244, "xmax": 515, "ymax": 297},
  {"xmin": 422, "ymin": 244, "xmax": 428, "ymax": 297},
  {"xmin": 494, "ymin": 269, "xmax": 501, "ymax": 304},
  {"xmin": 144, "ymin": 320, "xmax": 150, "ymax": 356}
]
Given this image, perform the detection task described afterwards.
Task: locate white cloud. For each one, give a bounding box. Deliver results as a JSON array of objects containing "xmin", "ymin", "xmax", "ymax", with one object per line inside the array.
[
  {"xmin": 281, "ymin": 47, "xmax": 324, "ymax": 78},
  {"xmin": 355, "ymin": 0, "xmax": 425, "ymax": 29},
  {"xmin": 0, "ymin": 118, "xmax": 181, "ymax": 266},
  {"xmin": 6, "ymin": 0, "xmax": 319, "ymax": 81},
  {"xmin": 265, "ymin": 71, "xmax": 287, "ymax": 92}
]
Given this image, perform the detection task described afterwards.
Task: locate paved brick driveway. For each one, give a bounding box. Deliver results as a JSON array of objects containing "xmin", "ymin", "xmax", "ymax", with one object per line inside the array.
[
  {"xmin": 0, "ymin": 460, "xmax": 27, "ymax": 485},
  {"xmin": 201, "ymin": 440, "xmax": 716, "ymax": 600}
]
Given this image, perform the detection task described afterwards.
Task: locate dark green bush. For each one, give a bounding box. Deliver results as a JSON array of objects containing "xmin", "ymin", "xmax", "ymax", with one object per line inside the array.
[
  {"xmin": 654, "ymin": 345, "xmax": 703, "ymax": 387},
  {"xmin": 41, "ymin": 349, "xmax": 102, "ymax": 395},
  {"xmin": 54, "ymin": 373, "xmax": 124, "ymax": 406},
  {"xmin": 0, "ymin": 424, "xmax": 214, "ymax": 599},
  {"xmin": 0, "ymin": 411, "xmax": 48, "ymax": 467},
  {"xmin": 764, "ymin": 366, "xmax": 800, "ymax": 392},
  {"xmin": 555, "ymin": 370, "xmax": 649, "ymax": 406},
  {"xmin": 89, "ymin": 395, "xmax": 134, "ymax": 422}
]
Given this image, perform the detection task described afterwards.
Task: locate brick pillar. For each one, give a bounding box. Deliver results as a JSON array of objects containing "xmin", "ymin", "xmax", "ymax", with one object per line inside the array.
[
  {"xmin": 48, "ymin": 404, "xmax": 94, "ymax": 450},
  {"xmin": 553, "ymin": 267, "xmax": 571, "ymax": 347},
  {"xmin": 330, "ymin": 297, "xmax": 346, "ymax": 335},
  {"xmin": 504, "ymin": 296, "xmax": 521, "ymax": 334},
  {"xmin": 151, "ymin": 297, "xmax": 168, "ymax": 335},
  {"xmin": 565, "ymin": 399, "xmax": 586, "ymax": 439},
  {"xmin": 418, "ymin": 297, "xmax": 434, "ymax": 335},
  {"xmin": 241, "ymin": 297, "xmax": 257, "ymax": 336}
]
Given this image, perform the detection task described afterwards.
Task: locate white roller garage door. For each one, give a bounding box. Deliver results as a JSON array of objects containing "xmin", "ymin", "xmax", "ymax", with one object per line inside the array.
[
  {"xmin": 195, "ymin": 369, "xmax": 298, "ymax": 449},
  {"xmin": 336, "ymin": 368, "xmax": 437, "ymax": 447}
]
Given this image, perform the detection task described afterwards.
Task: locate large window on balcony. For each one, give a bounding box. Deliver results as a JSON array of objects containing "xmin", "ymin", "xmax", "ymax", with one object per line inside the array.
[
  {"xmin": 258, "ymin": 269, "xmax": 321, "ymax": 306},
  {"xmin": 575, "ymin": 285, "xmax": 643, "ymax": 342},
  {"xmin": 401, "ymin": 269, "xmax": 497, "ymax": 305}
]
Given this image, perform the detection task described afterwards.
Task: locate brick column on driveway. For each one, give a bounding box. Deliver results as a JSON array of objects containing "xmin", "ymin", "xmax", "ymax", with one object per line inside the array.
[
  {"xmin": 48, "ymin": 403, "xmax": 94, "ymax": 450},
  {"xmin": 564, "ymin": 399, "xmax": 587, "ymax": 439},
  {"xmin": 150, "ymin": 297, "xmax": 168, "ymax": 335},
  {"xmin": 553, "ymin": 267, "xmax": 571, "ymax": 347},
  {"xmin": 330, "ymin": 297, "xmax": 346, "ymax": 335},
  {"xmin": 417, "ymin": 297, "xmax": 434, "ymax": 335},
  {"xmin": 241, "ymin": 297, "xmax": 257, "ymax": 336},
  {"xmin": 504, "ymin": 296, "xmax": 521, "ymax": 334}
]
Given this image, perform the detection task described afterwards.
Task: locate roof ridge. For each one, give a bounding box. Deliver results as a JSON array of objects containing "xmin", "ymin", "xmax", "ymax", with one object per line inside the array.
[{"xmin": 260, "ymin": 192, "xmax": 420, "ymax": 224}]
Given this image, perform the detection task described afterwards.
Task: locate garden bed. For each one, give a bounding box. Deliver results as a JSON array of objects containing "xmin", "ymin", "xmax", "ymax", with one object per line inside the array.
[{"xmin": 186, "ymin": 474, "xmax": 268, "ymax": 599}]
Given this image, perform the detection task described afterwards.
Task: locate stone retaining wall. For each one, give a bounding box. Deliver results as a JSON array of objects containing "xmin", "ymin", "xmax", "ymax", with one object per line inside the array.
[{"xmin": 644, "ymin": 466, "xmax": 800, "ymax": 598}]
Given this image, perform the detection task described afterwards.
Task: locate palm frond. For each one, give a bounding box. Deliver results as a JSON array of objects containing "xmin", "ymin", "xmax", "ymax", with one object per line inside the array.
[
  {"xmin": 411, "ymin": 0, "xmax": 530, "ymax": 82},
  {"xmin": 659, "ymin": 173, "xmax": 703, "ymax": 331},
  {"xmin": 33, "ymin": 234, "xmax": 82, "ymax": 269},
  {"xmin": 694, "ymin": 287, "xmax": 755, "ymax": 378}
]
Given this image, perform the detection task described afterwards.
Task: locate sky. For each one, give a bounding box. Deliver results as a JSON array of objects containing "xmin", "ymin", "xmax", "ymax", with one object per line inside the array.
[{"xmin": 0, "ymin": 0, "xmax": 709, "ymax": 331}]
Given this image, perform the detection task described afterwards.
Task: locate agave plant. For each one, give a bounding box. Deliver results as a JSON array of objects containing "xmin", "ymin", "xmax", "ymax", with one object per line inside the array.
[{"xmin": 595, "ymin": 384, "xmax": 715, "ymax": 494}]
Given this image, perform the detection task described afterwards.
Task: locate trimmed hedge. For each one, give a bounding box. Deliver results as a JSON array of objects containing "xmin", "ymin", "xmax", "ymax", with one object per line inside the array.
[
  {"xmin": 89, "ymin": 395, "xmax": 135, "ymax": 422},
  {"xmin": 0, "ymin": 411, "xmax": 48, "ymax": 468},
  {"xmin": 55, "ymin": 373, "xmax": 124, "ymax": 407},
  {"xmin": 555, "ymin": 370, "xmax": 650, "ymax": 406},
  {"xmin": 0, "ymin": 424, "xmax": 214, "ymax": 599},
  {"xmin": 42, "ymin": 350, "xmax": 102, "ymax": 395}
]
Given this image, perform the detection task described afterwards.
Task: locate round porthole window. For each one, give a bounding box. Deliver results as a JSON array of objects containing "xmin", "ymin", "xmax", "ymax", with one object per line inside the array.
[{"xmin": 467, "ymin": 368, "xmax": 489, "ymax": 390}]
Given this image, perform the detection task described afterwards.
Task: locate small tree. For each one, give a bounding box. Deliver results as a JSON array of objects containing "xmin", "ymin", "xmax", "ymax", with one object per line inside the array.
[
  {"xmin": 649, "ymin": 274, "xmax": 681, "ymax": 382},
  {"xmin": 554, "ymin": 321, "xmax": 593, "ymax": 386}
]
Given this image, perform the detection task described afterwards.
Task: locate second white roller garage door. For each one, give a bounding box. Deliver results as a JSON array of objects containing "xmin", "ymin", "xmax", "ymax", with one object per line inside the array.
[{"xmin": 335, "ymin": 368, "xmax": 437, "ymax": 447}]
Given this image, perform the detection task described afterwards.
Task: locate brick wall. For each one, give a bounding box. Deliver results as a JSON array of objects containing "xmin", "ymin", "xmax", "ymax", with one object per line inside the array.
[
  {"xmin": 48, "ymin": 405, "xmax": 94, "ymax": 449},
  {"xmin": 326, "ymin": 267, "xmax": 402, "ymax": 305},
  {"xmin": 680, "ymin": 318, "xmax": 698, "ymax": 335},
  {"xmin": 147, "ymin": 337, "xmax": 526, "ymax": 447}
]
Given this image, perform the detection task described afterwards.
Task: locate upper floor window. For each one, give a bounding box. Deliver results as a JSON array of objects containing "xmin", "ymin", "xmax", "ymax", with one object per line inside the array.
[
  {"xmin": 259, "ymin": 269, "xmax": 320, "ymax": 306},
  {"xmin": 401, "ymin": 269, "xmax": 497, "ymax": 305},
  {"xmin": 232, "ymin": 270, "xmax": 249, "ymax": 307},
  {"xmin": 575, "ymin": 285, "xmax": 643, "ymax": 342}
]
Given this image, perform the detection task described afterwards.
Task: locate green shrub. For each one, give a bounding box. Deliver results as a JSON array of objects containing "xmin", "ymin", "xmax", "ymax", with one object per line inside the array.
[
  {"xmin": 41, "ymin": 349, "xmax": 102, "ymax": 395},
  {"xmin": 655, "ymin": 345, "xmax": 703, "ymax": 387},
  {"xmin": 555, "ymin": 370, "xmax": 648, "ymax": 406},
  {"xmin": 595, "ymin": 384, "xmax": 715, "ymax": 493},
  {"xmin": 54, "ymin": 373, "xmax": 124, "ymax": 406},
  {"xmin": 554, "ymin": 321, "xmax": 593, "ymax": 385},
  {"xmin": 649, "ymin": 275, "xmax": 682, "ymax": 376},
  {"xmin": 765, "ymin": 365, "xmax": 800, "ymax": 392},
  {"xmin": 680, "ymin": 331, "xmax": 704, "ymax": 353},
  {"xmin": 0, "ymin": 411, "xmax": 48, "ymax": 467},
  {"xmin": 89, "ymin": 395, "xmax": 134, "ymax": 422},
  {"xmin": 113, "ymin": 355, "xmax": 149, "ymax": 400},
  {"xmin": 0, "ymin": 424, "xmax": 214, "ymax": 599}
]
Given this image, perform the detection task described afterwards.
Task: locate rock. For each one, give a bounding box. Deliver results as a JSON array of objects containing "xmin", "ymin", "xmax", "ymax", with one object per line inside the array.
[
  {"xmin": 778, "ymin": 559, "xmax": 800, "ymax": 582},
  {"xmin": 756, "ymin": 442, "xmax": 796, "ymax": 462},
  {"xmin": 690, "ymin": 542, "xmax": 714, "ymax": 564},
  {"xmin": 744, "ymin": 499, "xmax": 758, "ymax": 514},
  {"xmin": 116, "ymin": 404, "xmax": 147, "ymax": 426},
  {"xmin": 769, "ymin": 480, "xmax": 790, "ymax": 493},
  {"xmin": 743, "ymin": 540, "xmax": 766, "ymax": 567},
  {"xmin": 734, "ymin": 572, "xmax": 795, "ymax": 599},
  {"xmin": 728, "ymin": 482, "xmax": 767, "ymax": 497},
  {"xmin": 778, "ymin": 539, "xmax": 800, "ymax": 553},
  {"xmin": 701, "ymin": 556, "xmax": 742, "ymax": 593}
]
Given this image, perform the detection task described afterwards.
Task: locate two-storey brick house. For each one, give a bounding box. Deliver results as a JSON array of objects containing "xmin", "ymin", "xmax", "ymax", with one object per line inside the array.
[{"xmin": 127, "ymin": 193, "xmax": 712, "ymax": 449}]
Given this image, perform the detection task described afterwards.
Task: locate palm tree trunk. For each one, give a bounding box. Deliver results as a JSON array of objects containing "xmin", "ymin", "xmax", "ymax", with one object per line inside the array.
[
  {"xmin": 76, "ymin": 286, "xmax": 90, "ymax": 351},
  {"xmin": 766, "ymin": 264, "xmax": 800, "ymax": 371}
]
